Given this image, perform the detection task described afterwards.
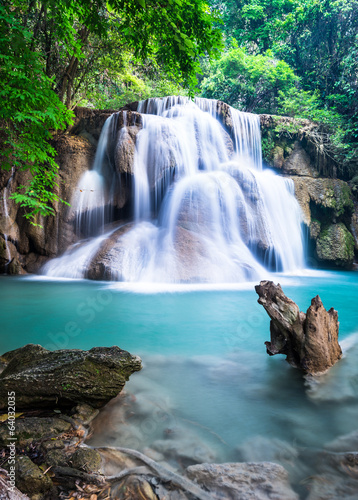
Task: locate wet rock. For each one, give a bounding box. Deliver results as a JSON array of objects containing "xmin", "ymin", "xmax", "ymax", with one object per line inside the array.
[
  {"xmin": 0, "ymin": 416, "xmax": 72, "ymax": 448},
  {"xmin": 236, "ymin": 436, "xmax": 299, "ymax": 471},
  {"xmin": 304, "ymin": 451, "xmax": 358, "ymax": 500},
  {"xmin": 70, "ymin": 447, "xmax": 102, "ymax": 473},
  {"xmin": 15, "ymin": 456, "xmax": 53, "ymax": 495},
  {"xmin": 186, "ymin": 462, "xmax": 299, "ymax": 500},
  {"xmin": 316, "ymin": 222, "xmax": 355, "ymax": 267},
  {"xmin": 291, "ymin": 176, "xmax": 354, "ymax": 226},
  {"xmin": 86, "ymin": 223, "xmax": 134, "ymax": 280},
  {"xmin": 255, "ymin": 281, "xmax": 342, "ymax": 374},
  {"xmin": 310, "ymin": 220, "xmax": 321, "ymax": 240},
  {"xmin": 325, "ymin": 429, "xmax": 358, "ymax": 452},
  {"xmin": 114, "ymin": 126, "xmax": 138, "ymax": 175},
  {"xmin": 0, "ymin": 344, "xmax": 142, "ymax": 410},
  {"xmin": 152, "ymin": 426, "xmax": 216, "ymax": 467}
]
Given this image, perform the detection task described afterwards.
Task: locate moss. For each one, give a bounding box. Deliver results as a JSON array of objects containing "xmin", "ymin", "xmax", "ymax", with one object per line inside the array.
[
  {"xmin": 316, "ymin": 222, "xmax": 354, "ymax": 266},
  {"xmin": 261, "ymin": 128, "xmax": 295, "ymax": 165}
]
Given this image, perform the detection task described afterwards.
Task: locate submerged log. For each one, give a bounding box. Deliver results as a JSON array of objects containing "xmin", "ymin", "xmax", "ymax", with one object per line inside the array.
[{"xmin": 255, "ymin": 281, "xmax": 342, "ymax": 375}]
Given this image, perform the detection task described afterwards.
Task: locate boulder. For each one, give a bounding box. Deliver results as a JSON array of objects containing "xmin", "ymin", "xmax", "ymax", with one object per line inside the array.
[
  {"xmin": 0, "ymin": 416, "xmax": 72, "ymax": 448},
  {"xmin": 86, "ymin": 223, "xmax": 135, "ymax": 280},
  {"xmin": 280, "ymin": 142, "xmax": 318, "ymax": 177},
  {"xmin": 255, "ymin": 281, "xmax": 342, "ymax": 374},
  {"xmin": 0, "ymin": 344, "xmax": 142, "ymax": 410},
  {"xmin": 15, "ymin": 456, "xmax": 53, "ymax": 496},
  {"xmin": 316, "ymin": 222, "xmax": 355, "ymax": 267},
  {"xmin": 186, "ymin": 462, "xmax": 298, "ymax": 500},
  {"xmin": 290, "ymin": 176, "xmax": 354, "ymax": 226},
  {"xmin": 70, "ymin": 447, "xmax": 102, "ymax": 473}
]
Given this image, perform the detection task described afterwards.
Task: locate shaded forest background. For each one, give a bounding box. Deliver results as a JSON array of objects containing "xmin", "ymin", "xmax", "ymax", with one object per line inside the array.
[{"xmin": 1, "ymin": 0, "xmax": 358, "ymax": 220}]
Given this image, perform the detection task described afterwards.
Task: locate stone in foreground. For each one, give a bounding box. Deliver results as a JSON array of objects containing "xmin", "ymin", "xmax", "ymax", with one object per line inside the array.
[
  {"xmin": 186, "ymin": 462, "xmax": 298, "ymax": 500},
  {"xmin": 255, "ymin": 281, "xmax": 342, "ymax": 375},
  {"xmin": 0, "ymin": 344, "xmax": 142, "ymax": 410}
]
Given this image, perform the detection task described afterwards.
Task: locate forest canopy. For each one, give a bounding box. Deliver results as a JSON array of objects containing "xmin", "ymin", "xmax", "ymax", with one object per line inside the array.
[
  {"xmin": 206, "ymin": 0, "xmax": 358, "ymax": 178},
  {"xmin": 0, "ymin": 0, "xmax": 222, "ymax": 220},
  {"xmin": 1, "ymin": 0, "xmax": 358, "ymax": 221}
]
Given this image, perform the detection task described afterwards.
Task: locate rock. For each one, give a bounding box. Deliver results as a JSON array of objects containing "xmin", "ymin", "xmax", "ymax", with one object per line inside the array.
[
  {"xmin": 305, "ymin": 338, "xmax": 358, "ymax": 403},
  {"xmin": 291, "ymin": 176, "xmax": 354, "ymax": 226},
  {"xmin": 255, "ymin": 281, "xmax": 342, "ymax": 374},
  {"xmin": 70, "ymin": 448, "xmax": 102, "ymax": 473},
  {"xmin": 86, "ymin": 223, "xmax": 135, "ymax": 280},
  {"xmin": 151, "ymin": 425, "xmax": 216, "ymax": 467},
  {"xmin": 316, "ymin": 222, "xmax": 355, "ymax": 267},
  {"xmin": 0, "ymin": 467, "xmax": 29, "ymax": 499},
  {"xmin": 236, "ymin": 436, "xmax": 299, "ymax": 470},
  {"xmin": 325, "ymin": 429, "xmax": 358, "ymax": 452},
  {"xmin": 15, "ymin": 456, "xmax": 53, "ymax": 495},
  {"xmin": 272, "ymin": 146, "xmax": 285, "ymax": 169},
  {"xmin": 0, "ymin": 134, "xmax": 96, "ymax": 274},
  {"xmin": 281, "ymin": 142, "xmax": 318, "ymax": 177},
  {"xmin": 71, "ymin": 403, "xmax": 99, "ymax": 424},
  {"xmin": 350, "ymin": 201, "xmax": 358, "ymax": 250},
  {"xmin": 111, "ymin": 476, "xmax": 157, "ymax": 500},
  {"xmin": 0, "ymin": 344, "xmax": 142, "ymax": 410},
  {"xmin": 0, "ymin": 416, "xmax": 72, "ymax": 448},
  {"xmin": 310, "ymin": 220, "xmax": 321, "ymax": 240},
  {"xmin": 152, "ymin": 436, "xmax": 216, "ymax": 468},
  {"xmin": 304, "ymin": 451, "xmax": 358, "ymax": 500},
  {"xmin": 186, "ymin": 462, "xmax": 298, "ymax": 500},
  {"xmin": 44, "ymin": 449, "xmax": 70, "ymax": 468},
  {"xmin": 114, "ymin": 126, "xmax": 137, "ymax": 175}
]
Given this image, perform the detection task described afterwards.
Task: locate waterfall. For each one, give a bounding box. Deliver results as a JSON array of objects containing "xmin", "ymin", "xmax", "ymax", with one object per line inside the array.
[
  {"xmin": 43, "ymin": 97, "xmax": 305, "ymax": 283},
  {"xmin": 71, "ymin": 115, "xmax": 115, "ymax": 237},
  {"xmin": 2, "ymin": 168, "xmax": 15, "ymax": 272}
]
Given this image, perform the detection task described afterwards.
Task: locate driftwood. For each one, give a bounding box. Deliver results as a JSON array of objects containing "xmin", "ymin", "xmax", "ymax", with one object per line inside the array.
[
  {"xmin": 88, "ymin": 445, "xmax": 214, "ymax": 500},
  {"xmin": 255, "ymin": 281, "xmax": 342, "ymax": 375}
]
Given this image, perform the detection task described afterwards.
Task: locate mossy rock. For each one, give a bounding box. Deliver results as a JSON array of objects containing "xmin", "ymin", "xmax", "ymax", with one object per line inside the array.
[
  {"xmin": 70, "ymin": 448, "xmax": 101, "ymax": 473},
  {"xmin": 15, "ymin": 456, "xmax": 53, "ymax": 495},
  {"xmin": 316, "ymin": 223, "xmax": 355, "ymax": 267},
  {"xmin": 0, "ymin": 344, "xmax": 142, "ymax": 410},
  {"xmin": 0, "ymin": 416, "xmax": 72, "ymax": 448}
]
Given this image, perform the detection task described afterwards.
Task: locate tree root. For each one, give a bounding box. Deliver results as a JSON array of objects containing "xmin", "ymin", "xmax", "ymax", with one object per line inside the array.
[{"xmin": 86, "ymin": 445, "xmax": 214, "ymax": 500}]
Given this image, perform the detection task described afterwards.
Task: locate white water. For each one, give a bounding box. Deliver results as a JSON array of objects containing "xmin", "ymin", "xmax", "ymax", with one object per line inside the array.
[
  {"xmin": 44, "ymin": 97, "xmax": 305, "ymax": 282},
  {"xmin": 42, "ymin": 229, "xmax": 117, "ymax": 279},
  {"xmin": 71, "ymin": 116, "xmax": 114, "ymax": 237},
  {"xmin": 2, "ymin": 168, "xmax": 15, "ymax": 271}
]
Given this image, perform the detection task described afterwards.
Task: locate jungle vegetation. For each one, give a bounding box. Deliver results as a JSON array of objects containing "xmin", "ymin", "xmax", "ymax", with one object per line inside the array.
[{"xmin": 1, "ymin": 0, "xmax": 357, "ymax": 220}]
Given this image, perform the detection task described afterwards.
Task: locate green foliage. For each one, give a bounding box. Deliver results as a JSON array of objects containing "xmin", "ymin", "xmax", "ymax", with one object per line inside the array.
[
  {"xmin": 206, "ymin": 0, "xmax": 358, "ymax": 179},
  {"xmin": 201, "ymin": 46, "xmax": 297, "ymax": 114},
  {"xmin": 79, "ymin": 51, "xmax": 189, "ymax": 109},
  {"xmin": 0, "ymin": 3, "xmax": 73, "ymax": 222},
  {"xmin": 1, "ymin": 0, "xmax": 222, "ymax": 221}
]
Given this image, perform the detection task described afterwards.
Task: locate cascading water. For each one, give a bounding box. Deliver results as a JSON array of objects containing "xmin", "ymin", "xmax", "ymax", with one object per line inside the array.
[
  {"xmin": 71, "ymin": 115, "xmax": 116, "ymax": 238},
  {"xmin": 43, "ymin": 97, "xmax": 305, "ymax": 283},
  {"xmin": 2, "ymin": 168, "xmax": 15, "ymax": 272}
]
